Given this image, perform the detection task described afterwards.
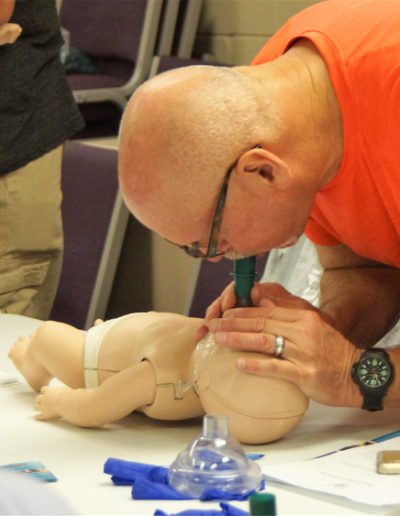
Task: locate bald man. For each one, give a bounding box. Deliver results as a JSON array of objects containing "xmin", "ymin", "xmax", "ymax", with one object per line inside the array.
[{"xmin": 119, "ymin": 1, "xmax": 400, "ymax": 412}]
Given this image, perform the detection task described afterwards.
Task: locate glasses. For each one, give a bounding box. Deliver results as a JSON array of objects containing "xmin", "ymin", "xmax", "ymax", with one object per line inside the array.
[{"xmin": 170, "ymin": 145, "xmax": 261, "ymax": 259}]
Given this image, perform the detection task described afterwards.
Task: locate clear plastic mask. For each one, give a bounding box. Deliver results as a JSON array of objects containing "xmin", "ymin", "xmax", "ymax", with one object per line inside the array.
[{"xmin": 168, "ymin": 414, "xmax": 263, "ymax": 498}]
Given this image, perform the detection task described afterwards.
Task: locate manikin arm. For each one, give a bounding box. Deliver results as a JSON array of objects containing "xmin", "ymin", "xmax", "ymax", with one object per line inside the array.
[{"xmin": 35, "ymin": 361, "xmax": 156, "ymax": 427}]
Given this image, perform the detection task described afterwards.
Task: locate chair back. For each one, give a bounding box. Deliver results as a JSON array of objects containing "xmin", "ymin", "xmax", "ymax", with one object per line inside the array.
[
  {"xmin": 61, "ymin": 0, "xmax": 147, "ymax": 67},
  {"xmin": 50, "ymin": 142, "xmax": 128, "ymax": 329},
  {"xmin": 60, "ymin": 0, "xmax": 163, "ymax": 103}
]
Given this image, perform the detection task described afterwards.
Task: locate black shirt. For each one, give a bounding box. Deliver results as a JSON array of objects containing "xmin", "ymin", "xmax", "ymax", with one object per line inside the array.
[{"xmin": 0, "ymin": 0, "xmax": 83, "ymax": 175}]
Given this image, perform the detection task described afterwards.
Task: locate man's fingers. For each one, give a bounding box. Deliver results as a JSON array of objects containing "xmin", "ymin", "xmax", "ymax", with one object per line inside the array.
[
  {"xmin": 209, "ymin": 313, "xmax": 300, "ymax": 342},
  {"xmin": 224, "ymin": 303, "xmax": 317, "ymax": 324},
  {"xmin": 210, "ymin": 315, "xmax": 271, "ymax": 333},
  {"xmin": 213, "ymin": 330, "xmax": 296, "ymax": 361},
  {"xmin": 205, "ymin": 281, "xmax": 236, "ymax": 322},
  {"xmin": 222, "ymin": 305, "xmax": 275, "ymax": 319},
  {"xmin": 236, "ymin": 356, "xmax": 300, "ymax": 384},
  {"xmin": 196, "ymin": 324, "xmax": 209, "ymax": 340}
]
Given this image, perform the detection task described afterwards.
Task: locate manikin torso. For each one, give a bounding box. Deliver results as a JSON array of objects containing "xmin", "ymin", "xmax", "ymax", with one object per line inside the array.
[{"xmin": 95, "ymin": 312, "xmax": 205, "ymax": 420}]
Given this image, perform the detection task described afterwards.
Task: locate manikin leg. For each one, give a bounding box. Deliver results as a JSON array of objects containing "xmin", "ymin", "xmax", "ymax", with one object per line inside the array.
[{"xmin": 9, "ymin": 321, "xmax": 86, "ymax": 391}]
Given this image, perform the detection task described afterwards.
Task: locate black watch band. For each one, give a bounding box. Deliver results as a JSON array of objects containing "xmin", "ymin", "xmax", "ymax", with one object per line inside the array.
[{"xmin": 359, "ymin": 389, "xmax": 385, "ymax": 411}]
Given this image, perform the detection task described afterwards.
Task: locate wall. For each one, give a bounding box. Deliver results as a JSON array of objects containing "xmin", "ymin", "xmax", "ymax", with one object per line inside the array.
[{"xmin": 194, "ymin": 0, "xmax": 319, "ymax": 65}]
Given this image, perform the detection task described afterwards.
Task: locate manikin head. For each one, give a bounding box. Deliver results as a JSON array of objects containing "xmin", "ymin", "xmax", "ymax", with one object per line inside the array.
[
  {"xmin": 118, "ymin": 65, "xmax": 318, "ymax": 260},
  {"xmin": 190, "ymin": 334, "xmax": 309, "ymax": 444}
]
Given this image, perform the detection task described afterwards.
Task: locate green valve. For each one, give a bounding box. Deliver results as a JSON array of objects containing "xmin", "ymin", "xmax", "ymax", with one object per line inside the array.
[
  {"xmin": 249, "ymin": 492, "xmax": 277, "ymax": 515},
  {"xmin": 232, "ymin": 256, "xmax": 256, "ymax": 307}
]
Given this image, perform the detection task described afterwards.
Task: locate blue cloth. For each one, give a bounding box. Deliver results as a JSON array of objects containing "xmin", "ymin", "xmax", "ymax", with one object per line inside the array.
[
  {"xmin": 105, "ymin": 458, "xmax": 168, "ymax": 486},
  {"xmin": 104, "ymin": 458, "xmax": 264, "ymax": 501},
  {"xmin": 154, "ymin": 501, "xmax": 249, "ymax": 516},
  {"xmin": 245, "ymin": 453, "xmax": 264, "ymax": 461}
]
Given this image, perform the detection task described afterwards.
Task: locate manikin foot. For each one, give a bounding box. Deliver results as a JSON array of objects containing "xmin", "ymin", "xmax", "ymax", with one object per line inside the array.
[{"xmin": 8, "ymin": 335, "xmax": 52, "ymax": 392}]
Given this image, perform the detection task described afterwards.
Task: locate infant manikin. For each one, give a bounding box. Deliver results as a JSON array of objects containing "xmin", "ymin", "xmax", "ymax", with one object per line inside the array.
[{"xmin": 9, "ymin": 312, "xmax": 308, "ymax": 443}]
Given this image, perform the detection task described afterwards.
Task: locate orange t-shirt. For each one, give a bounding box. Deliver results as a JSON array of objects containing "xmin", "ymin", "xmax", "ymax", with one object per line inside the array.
[{"xmin": 252, "ymin": 0, "xmax": 400, "ymax": 268}]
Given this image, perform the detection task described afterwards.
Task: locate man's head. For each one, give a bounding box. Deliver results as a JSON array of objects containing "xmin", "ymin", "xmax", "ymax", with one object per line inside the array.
[{"xmin": 119, "ymin": 64, "xmax": 316, "ymax": 259}]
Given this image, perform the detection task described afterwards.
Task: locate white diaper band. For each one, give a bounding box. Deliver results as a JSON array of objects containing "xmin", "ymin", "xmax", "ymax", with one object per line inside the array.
[{"xmin": 83, "ymin": 317, "xmax": 127, "ymax": 388}]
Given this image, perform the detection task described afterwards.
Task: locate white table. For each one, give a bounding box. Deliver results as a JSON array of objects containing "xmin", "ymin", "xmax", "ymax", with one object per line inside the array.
[{"xmin": 1, "ymin": 314, "xmax": 400, "ymax": 515}]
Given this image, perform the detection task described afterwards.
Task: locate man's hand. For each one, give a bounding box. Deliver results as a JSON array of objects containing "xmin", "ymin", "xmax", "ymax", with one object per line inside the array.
[
  {"xmin": 198, "ymin": 242, "xmax": 400, "ymax": 408},
  {"xmin": 204, "ymin": 296, "xmax": 362, "ymax": 407},
  {"xmin": 197, "ymin": 280, "xmax": 318, "ymax": 340},
  {"xmin": 0, "ymin": 22, "xmax": 21, "ymax": 45}
]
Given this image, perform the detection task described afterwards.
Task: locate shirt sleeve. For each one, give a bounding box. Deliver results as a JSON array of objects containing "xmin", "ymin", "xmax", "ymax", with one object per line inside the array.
[{"xmin": 305, "ymin": 217, "xmax": 339, "ymax": 246}]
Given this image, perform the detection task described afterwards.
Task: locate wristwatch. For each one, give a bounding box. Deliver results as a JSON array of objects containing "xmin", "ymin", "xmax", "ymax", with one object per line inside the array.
[{"xmin": 351, "ymin": 348, "xmax": 394, "ymax": 411}]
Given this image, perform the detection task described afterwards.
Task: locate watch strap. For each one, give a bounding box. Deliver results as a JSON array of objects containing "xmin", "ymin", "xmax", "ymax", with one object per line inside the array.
[{"xmin": 359, "ymin": 387, "xmax": 384, "ymax": 411}]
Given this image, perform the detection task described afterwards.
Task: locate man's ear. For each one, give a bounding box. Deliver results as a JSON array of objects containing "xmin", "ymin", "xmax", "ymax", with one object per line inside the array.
[{"xmin": 236, "ymin": 147, "xmax": 292, "ymax": 189}]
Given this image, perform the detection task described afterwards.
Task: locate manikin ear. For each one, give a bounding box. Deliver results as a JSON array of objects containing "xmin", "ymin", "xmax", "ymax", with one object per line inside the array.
[{"xmin": 236, "ymin": 147, "xmax": 293, "ymax": 190}]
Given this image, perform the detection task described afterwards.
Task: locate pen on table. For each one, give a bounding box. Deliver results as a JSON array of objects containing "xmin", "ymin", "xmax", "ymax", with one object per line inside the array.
[{"xmin": 312, "ymin": 429, "xmax": 400, "ymax": 459}]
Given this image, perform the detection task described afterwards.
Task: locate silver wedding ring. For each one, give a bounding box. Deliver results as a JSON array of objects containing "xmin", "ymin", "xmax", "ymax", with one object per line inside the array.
[{"xmin": 274, "ymin": 335, "xmax": 285, "ymax": 357}]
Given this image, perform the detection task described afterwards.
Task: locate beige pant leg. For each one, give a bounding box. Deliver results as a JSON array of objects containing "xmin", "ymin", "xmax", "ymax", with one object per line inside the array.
[{"xmin": 0, "ymin": 145, "xmax": 64, "ymax": 319}]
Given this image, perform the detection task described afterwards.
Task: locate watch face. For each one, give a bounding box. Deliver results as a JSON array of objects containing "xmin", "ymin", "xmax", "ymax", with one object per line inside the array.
[{"xmin": 357, "ymin": 354, "xmax": 392, "ymax": 388}]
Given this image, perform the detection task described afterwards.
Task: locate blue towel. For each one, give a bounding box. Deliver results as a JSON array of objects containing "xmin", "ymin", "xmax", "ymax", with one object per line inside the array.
[
  {"xmin": 245, "ymin": 453, "xmax": 264, "ymax": 461},
  {"xmin": 104, "ymin": 458, "xmax": 264, "ymax": 501},
  {"xmin": 154, "ymin": 501, "xmax": 249, "ymax": 515}
]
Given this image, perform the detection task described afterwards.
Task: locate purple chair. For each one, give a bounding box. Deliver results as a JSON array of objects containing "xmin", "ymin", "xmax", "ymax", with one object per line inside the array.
[
  {"xmin": 60, "ymin": 0, "xmax": 163, "ymax": 109},
  {"xmin": 50, "ymin": 142, "xmax": 130, "ymax": 329}
]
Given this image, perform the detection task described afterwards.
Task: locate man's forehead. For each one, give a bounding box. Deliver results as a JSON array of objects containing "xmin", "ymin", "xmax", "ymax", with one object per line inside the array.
[{"xmin": 120, "ymin": 151, "xmax": 214, "ymax": 238}]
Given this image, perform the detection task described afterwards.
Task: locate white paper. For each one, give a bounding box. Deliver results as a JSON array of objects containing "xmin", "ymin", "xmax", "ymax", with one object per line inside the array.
[{"xmin": 263, "ymin": 436, "xmax": 400, "ymax": 506}]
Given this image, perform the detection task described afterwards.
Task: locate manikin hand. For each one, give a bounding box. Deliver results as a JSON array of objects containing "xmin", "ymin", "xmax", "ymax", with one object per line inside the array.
[
  {"xmin": 34, "ymin": 386, "xmax": 68, "ymax": 420},
  {"xmin": 201, "ymin": 283, "xmax": 362, "ymax": 407},
  {"xmin": 0, "ymin": 22, "xmax": 21, "ymax": 44}
]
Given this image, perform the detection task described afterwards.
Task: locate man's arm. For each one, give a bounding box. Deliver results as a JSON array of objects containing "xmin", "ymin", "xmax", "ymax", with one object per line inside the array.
[
  {"xmin": 317, "ymin": 243, "xmax": 400, "ymax": 347},
  {"xmin": 34, "ymin": 361, "xmax": 156, "ymax": 427}
]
